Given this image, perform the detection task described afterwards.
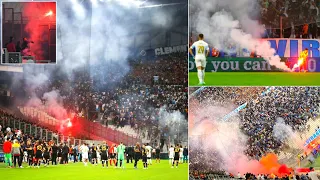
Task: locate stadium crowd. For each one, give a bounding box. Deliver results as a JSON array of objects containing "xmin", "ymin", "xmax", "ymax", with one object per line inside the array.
[
  {"xmin": 191, "ymin": 87, "xmax": 266, "ymax": 106},
  {"xmin": 0, "ymin": 110, "xmax": 167, "ymax": 169},
  {"xmin": 189, "ymin": 170, "xmax": 319, "ymax": 180},
  {"xmin": 9, "ymin": 53, "xmax": 187, "ymax": 147},
  {"xmin": 241, "ymin": 87, "xmax": 320, "ymax": 158},
  {"xmin": 260, "ymin": 0, "xmax": 320, "ymax": 38},
  {"xmin": 189, "ymin": 87, "xmax": 320, "ymax": 179}
]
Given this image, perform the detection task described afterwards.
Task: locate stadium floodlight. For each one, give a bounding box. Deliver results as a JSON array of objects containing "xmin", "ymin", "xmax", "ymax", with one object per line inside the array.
[
  {"xmin": 138, "ymin": 2, "xmax": 184, "ymax": 9},
  {"xmin": 70, "ymin": 0, "xmax": 86, "ymax": 20},
  {"xmin": 45, "ymin": 10, "xmax": 53, "ymax": 17}
]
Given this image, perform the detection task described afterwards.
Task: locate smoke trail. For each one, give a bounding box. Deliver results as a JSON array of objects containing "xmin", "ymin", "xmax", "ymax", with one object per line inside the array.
[{"xmin": 191, "ymin": 0, "xmax": 291, "ymax": 71}]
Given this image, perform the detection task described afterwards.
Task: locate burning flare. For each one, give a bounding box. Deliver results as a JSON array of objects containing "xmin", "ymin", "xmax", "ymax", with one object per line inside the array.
[
  {"xmin": 293, "ymin": 58, "xmax": 305, "ymax": 69},
  {"xmin": 292, "ymin": 49, "xmax": 308, "ymax": 71},
  {"xmin": 45, "ymin": 10, "xmax": 53, "ymax": 17}
]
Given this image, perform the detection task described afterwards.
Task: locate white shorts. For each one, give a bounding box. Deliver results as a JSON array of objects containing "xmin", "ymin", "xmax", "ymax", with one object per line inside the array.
[
  {"xmin": 195, "ymin": 58, "xmax": 206, "ymax": 68},
  {"xmin": 82, "ymin": 153, "xmax": 88, "ymax": 160},
  {"xmin": 169, "ymin": 154, "xmax": 174, "ymax": 159}
]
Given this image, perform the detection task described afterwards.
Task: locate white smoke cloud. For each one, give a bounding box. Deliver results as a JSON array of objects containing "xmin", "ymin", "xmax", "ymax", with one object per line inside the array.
[
  {"xmin": 158, "ymin": 106, "xmax": 188, "ymax": 143},
  {"xmin": 42, "ymin": 90, "xmax": 68, "ymax": 120},
  {"xmin": 191, "ymin": 0, "xmax": 291, "ymax": 71},
  {"xmin": 26, "ymin": 93, "xmax": 42, "ymax": 107},
  {"xmin": 273, "ymin": 117, "xmax": 304, "ymax": 149}
]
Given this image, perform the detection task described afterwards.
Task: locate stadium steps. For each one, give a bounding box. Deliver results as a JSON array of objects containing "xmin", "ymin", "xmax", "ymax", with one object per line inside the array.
[
  {"xmin": 107, "ymin": 125, "xmax": 138, "ymax": 137},
  {"xmin": 18, "ymin": 106, "xmax": 141, "ymax": 145},
  {"xmin": 107, "ymin": 125, "xmax": 151, "ymax": 143}
]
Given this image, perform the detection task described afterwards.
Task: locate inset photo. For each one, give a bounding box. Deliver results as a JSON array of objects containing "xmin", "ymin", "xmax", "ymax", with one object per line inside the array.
[
  {"xmin": 189, "ymin": 87, "xmax": 320, "ymax": 179},
  {"xmin": 2, "ymin": 1, "xmax": 56, "ymax": 64},
  {"xmin": 189, "ymin": 0, "xmax": 320, "ymax": 86}
]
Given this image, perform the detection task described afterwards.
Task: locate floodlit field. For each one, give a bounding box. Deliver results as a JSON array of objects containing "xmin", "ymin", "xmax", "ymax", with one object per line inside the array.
[
  {"xmin": 0, "ymin": 160, "xmax": 188, "ymax": 180},
  {"xmin": 189, "ymin": 72, "xmax": 320, "ymax": 86}
]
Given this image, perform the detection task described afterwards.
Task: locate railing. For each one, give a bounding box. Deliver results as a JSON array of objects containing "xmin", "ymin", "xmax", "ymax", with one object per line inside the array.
[
  {"xmin": 18, "ymin": 106, "xmax": 141, "ymax": 145},
  {"xmin": 189, "ymin": 174, "xmax": 236, "ymax": 180}
]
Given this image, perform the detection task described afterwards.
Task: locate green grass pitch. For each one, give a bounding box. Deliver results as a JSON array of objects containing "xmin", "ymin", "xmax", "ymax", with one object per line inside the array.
[
  {"xmin": 307, "ymin": 156, "xmax": 320, "ymax": 168},
  {"xmin": 0, "ymin": 160, "xmax": 188, "ymax": 180},
  {"xmin": 189, "ymin": 72, "xmax": 320, "ymax": 86}
]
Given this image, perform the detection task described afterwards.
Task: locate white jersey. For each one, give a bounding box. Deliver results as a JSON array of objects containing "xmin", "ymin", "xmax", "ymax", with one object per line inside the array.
[
  {"xmin": 179, "ymin": 148, "xmax": 183, "ymax": 156},
  {"xmin": 145, "ymin": 146, "xmax": 152, "ymax": 157},
  {"xmin": 191, "ymin": 40, "xmax": 209, "ymax": 60},
  {"xmin": 81, "ymin": 145, "xmax": 89, "ymax": 153},
  {"xmin": 81, "ymin": 145, "xmax": 89, "ymax": 159},
  {"xmin": 169, "ymin": 147, "xmax": 174, "ymax": 158}
]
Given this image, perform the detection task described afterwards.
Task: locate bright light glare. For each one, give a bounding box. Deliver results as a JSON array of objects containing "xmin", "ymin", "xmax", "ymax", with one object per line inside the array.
[
  {"xmin": 67, "ymin": 121, "xmax": 72, "ymax": 127},
  {"xmin": 45, "ymin": 10, "xmax": 53, "ymax": 16},
  {"xmin": 71, "ymin": 0, "xmax": 86, "ymax": 20}
]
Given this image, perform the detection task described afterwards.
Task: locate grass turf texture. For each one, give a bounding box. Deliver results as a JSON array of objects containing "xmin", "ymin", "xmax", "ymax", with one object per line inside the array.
[
  {"xmin": 307, "ymin": 156, "xmax": 320, "ymax": 168},
  {"xmin": 0, "ymin": 160, "xmax": 188, "ymax": 180},
  {"xmin": 189, "ymin": 72, "xmax": 320, "ymax": 86}
]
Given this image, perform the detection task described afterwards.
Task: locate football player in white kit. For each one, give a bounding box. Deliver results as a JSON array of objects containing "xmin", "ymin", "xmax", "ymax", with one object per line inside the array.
[
  {"xmin": 179, "ymin": 145, "xmax": 183, "ymax": 164},
  {"xmin": 80, "ymin": 143, "xmax": 89, "ymax": 166},
  {"xmin": 145, "ymin": 143, "xmax": 152, "ymax": 165},
  {"xmin": 189, "ymin": 34, "xmax": 210, "ymax": 85},
  {"xmin": 168, "ymin": 145, "xmax": 174, "ymax": 165}
]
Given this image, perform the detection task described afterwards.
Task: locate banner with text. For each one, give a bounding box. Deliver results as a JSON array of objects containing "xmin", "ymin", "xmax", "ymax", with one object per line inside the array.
[
  {"xmin": 189, "ymin": 57, "xmax": 320, "ymax": 72},
  {"xmin": 205, "ymin": 39, "xmax": 320, "ymax": 58},
  {"xmin": 154, "ymin": 45, "xmax": 188, "ymax": 56}
]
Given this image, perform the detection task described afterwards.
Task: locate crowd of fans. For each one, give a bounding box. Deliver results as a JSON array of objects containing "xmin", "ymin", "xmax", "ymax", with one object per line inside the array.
[
  {"xmin": 0, "ymin": 112, "xmax": 161, "ymax": 168},
  {"xmin": 8, "ymin": 53, "xmax": 187, "ymax": 145},
  {"xmin": 191, "ymin": 87, "xmax": 266, "ymax": 107},
  {"xmin": 241, "ymin": 87, "xmax": 320, "ymax": 158},
  {"xmin": 190, "ymin": 170, "xmax": 319, "ymax": 180},
  {"xmin": 260, "ymin": 0, "xmax": 320, "ymax": 38},
  {"xmin": 0, "ymin": 109, "xmax": 55, "ymax": 145},
  {"xmin": 189, "ymin": 87, "xmax": 320, "ymax": 178}
]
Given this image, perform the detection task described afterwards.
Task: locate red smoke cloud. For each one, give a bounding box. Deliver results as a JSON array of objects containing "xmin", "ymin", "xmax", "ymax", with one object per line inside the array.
[
  {"xmin": 23, "ymin": 2, "xmax": 56, "ymax": 60},
  {"xmin": 259, "ymin": 153, "xmax": 293, "ymax": 177}
]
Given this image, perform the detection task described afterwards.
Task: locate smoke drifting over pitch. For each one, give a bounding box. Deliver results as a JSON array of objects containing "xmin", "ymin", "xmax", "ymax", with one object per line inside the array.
[{"xmin": 191, "ymin": 0, "xmax": 291, "ymax": 71}]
